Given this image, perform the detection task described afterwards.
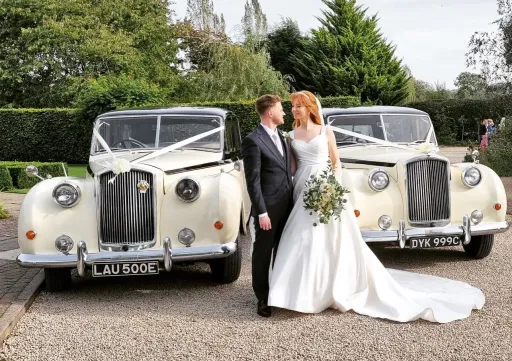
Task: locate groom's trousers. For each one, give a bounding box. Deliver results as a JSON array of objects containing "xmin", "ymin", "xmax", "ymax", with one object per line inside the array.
[{"xmin": 252, "ymin": 191, "xmax": 293, "ymax": 303}]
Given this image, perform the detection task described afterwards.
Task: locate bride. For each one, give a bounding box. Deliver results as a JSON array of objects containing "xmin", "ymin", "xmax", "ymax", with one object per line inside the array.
[{"xmin": 266, "ymin": 90, "xmax": 485, "ymax": 323}]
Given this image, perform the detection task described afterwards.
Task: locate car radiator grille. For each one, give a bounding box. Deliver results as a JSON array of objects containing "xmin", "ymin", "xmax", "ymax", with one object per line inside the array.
[
  {"xmin": 406, "ymin": 158, "xmax": 450, "ymax": 225},
  {"xmin": 99, "ymin": 170, "xmax": 155, "ymax": 244}
]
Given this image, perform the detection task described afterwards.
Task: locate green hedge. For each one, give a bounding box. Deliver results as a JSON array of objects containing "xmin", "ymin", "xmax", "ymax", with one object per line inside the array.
[
  {"xmin": 406, "ymin": 96, "xmax": 512, "ymax": 145},
  {"xmin": 0, "ymin": 97, "xmax": 360, "ymax": 164},
  {"xmin": 0, "ymin": 165, "xmax": 13, "ymax": 191},
  {"xmin": 0, "ymin": 162, "xmax": 68, "ymax": 189},
  {"xmin": 0, "ymin": 109, "xmax": 91, "ymax": 164}
]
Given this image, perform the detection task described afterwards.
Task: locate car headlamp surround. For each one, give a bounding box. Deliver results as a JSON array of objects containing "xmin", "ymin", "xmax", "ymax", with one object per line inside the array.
[
  {"xmin": 461, "ymin": 166, "xmax": 482, "ymax": 187},
  {"xmin": 368, "ymin": 168, "xmax": 390, "ymax": 192},
  {"xmin": 175, "ymin": 177, "xmax": 201, "ymax": 202},
  {"xmin": 52, "ymin": 182, "xmax": 81, "ymax": 208}
]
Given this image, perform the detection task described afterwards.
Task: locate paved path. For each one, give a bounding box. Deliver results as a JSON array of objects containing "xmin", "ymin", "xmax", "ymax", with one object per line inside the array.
[
  {"xmin": 0, "ymin": 193, "xmax": 41, "ymax": 321},
  {"xmin": 438, "ymin": 146, "xmax": 467, "ymax": 164}
]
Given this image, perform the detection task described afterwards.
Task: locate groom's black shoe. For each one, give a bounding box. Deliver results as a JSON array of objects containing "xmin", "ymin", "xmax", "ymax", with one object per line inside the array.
[{"xmin": 257, "ymin": 300, "xmax": 272, "ymax": 317}]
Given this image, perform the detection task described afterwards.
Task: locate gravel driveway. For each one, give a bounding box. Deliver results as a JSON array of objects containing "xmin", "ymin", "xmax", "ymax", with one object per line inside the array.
[{"xmin": 1, "ymin": 228, "xmax": 511, "ymax": 361}]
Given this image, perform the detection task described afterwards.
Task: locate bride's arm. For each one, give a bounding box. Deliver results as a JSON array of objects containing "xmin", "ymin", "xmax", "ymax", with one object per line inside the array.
[{"xmin": 326, "ymin": 127, "xmax": 342, "ymax": 180}]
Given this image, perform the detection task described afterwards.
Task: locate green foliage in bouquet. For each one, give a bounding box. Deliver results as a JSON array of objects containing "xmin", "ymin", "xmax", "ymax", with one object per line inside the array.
[{"xmin": 303, "ymin": 158, "xmax": 350, "ymax": 226}]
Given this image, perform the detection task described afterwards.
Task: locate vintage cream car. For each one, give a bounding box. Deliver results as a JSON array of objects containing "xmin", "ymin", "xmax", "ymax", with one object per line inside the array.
[
  {"xmin": 17, "ymin": 107, "xmax": 251, "ymax": 291},
  {"xmin": 325, "ymin": 106, "xmax": 509, "ymax": 258}
]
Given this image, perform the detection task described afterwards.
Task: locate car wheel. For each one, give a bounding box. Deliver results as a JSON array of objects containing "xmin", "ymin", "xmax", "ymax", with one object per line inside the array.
[
  {"xmin": 463, "ymin": 234, "xmax": 494, "ymax": 259},
  {"xmin": 44, "ymin": 268, "xmax": 72, "ymax": 292},
  {"xmin": 209, "ymin": 239, "xmax": 242, "ymax": 284}
]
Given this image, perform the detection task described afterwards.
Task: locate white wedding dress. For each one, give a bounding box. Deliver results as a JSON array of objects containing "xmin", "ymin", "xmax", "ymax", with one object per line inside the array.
[{"xmin": 266, "ymin": 126, "xmax": 485, "ymax": 323}]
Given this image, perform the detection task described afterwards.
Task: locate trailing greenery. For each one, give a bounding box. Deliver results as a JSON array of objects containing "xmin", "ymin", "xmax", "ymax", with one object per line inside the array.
[
  {"xmin": 0, "ymin": 96, "xmax": 359, "ymax": 163},
  {"xmin": 0, "ymin": 161, "xmax": 69, "ymax": 189},
  {"xmin": 406, "ymin": 96, "xmax": 512, "ymax": 145}
]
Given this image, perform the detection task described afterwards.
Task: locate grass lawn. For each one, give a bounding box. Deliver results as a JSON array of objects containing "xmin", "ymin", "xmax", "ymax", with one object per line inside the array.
[{"xmin": 68, "ymin": 164, "xmax": 87, "ymax": 177}]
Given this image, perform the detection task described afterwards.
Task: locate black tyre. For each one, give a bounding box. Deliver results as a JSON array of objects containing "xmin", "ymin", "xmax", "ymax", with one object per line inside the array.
[
  {"xmin": 463, "ymin": 234, "xmax": 494, "ymax": 259},
  {"xmin": 44, "ymin": 268, "xmax": 72, "ymax": 292},
  {"xmin": 210, "ymin": 240, "xmax": 242, "ymax": 283}
]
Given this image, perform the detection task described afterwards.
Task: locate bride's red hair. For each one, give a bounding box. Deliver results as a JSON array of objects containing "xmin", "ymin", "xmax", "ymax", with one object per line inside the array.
[{"xmin": 290, "ymin": 91, "xmax": 322, "ymax": 128}]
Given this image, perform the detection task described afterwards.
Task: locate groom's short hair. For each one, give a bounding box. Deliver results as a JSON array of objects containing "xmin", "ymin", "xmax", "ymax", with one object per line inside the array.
[{"xmin": 255, "ymin": 95, "xmax": 281, "ymax": 116}]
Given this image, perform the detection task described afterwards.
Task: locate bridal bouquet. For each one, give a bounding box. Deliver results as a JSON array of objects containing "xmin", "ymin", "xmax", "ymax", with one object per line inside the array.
[{"xmin": 303, "ymin": 159, "xmax": 350, "ymax": 226}]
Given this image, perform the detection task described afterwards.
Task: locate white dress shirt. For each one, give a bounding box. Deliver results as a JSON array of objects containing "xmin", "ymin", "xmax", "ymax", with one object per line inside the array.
[{"xmin": 258, "ymin": 123, "xmax": 284, "ymax": 218}]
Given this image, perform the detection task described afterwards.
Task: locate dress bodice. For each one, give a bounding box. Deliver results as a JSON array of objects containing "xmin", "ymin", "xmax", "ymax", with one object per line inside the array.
[{"xmin": 290, "ymin": 127, "xmax": 329, "ymax": 168}]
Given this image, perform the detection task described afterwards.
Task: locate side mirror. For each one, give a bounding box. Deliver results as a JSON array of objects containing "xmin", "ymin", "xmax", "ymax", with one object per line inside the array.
[{"xmin": 25, "ymin": 165, "xmax": 45, "ymax": 181}]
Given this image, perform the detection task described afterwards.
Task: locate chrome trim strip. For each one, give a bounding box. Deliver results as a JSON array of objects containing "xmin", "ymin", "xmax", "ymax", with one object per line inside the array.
[
  {"xmin": 361, "ymin": 221, "xmax": 509, "ymax": 243},
  {"xmin": 16, "ymin": 241, "xmax": 238, "ymax": 269}
]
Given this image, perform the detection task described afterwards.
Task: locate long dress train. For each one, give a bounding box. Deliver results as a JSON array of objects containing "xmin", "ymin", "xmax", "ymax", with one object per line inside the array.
[{"xmin": 266, "ymin": 127, "xmax": 485, "ymax": 323}]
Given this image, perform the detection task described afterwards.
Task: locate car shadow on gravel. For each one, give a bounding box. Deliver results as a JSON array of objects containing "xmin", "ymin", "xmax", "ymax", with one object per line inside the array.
[{"xmin": 369, "ymin": 245, "xmax": 473, "ymax": 270}]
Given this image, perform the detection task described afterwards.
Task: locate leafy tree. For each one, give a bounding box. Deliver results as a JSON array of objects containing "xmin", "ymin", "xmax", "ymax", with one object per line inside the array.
[
  {"xmin": 0, "ymin": 0, "xmax": 179, "ymax": 108},
  {"xmin": 174, "ymin": 44, "xmax": 289, "ymax": 102},
  {"xmin": 454, "ymin": 72, "xmax": 489, "ymax": 99},
  {"xmin": 185, "ymin": 0, "xmax": 226, "ymax": 33},
  {"xmin": 466, "ymin": 0, "xmax": 512, "ymax": 85},
  {"xmin": 241, "ymin": 0, "xmax": 268, "ymax": 48},
  {"xmin": 264, "ymin": 18, "xmax": 307, "ymax": 90},
  {"xmin": 290, "ymin": 0, "xmax": 410, "ymax": 105},
  {"xmin": 180, "ymin": 0, "xmax": 228, "ymax": 72}
]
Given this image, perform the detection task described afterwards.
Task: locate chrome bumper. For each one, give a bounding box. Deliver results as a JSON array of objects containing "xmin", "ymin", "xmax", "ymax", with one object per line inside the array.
[
  {"xmin": 362, "ymin": 217, "xmax": 510, "ymax": 248},
  {"xmin": 16, "ymin": 238, "xmax": 237, "ymax": 276}
]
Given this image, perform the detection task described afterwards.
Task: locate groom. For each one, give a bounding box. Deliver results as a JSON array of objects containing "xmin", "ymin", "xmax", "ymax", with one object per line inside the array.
[{"xmin": 241, "ymin": 95, "xmax": 293, "ymax": 317}]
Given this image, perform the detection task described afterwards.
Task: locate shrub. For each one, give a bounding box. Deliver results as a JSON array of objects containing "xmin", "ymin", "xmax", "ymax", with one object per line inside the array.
[
  {"xmin": 478, "ymin": 126, "xmax": 512, "ymax": 176},
  {"xmin": 0, "ymin": 165, "xmax": 13, "ymax": 191},
  {"xmin": 74, "ymin": 74, "xmax": 168, "ymax": 122},
  {"xmin": 0, "ymin": 162, "xmax": 68, "ymax": 189},
  {"xmin": 0, "ymin": 204, "xmax": 8, "ymax": 219}
]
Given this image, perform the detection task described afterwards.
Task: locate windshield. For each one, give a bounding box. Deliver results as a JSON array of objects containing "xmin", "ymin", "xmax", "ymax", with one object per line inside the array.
[
  {"xmin": 92, "ymin": 115, "xmax": 223, "ymax": 154},
  {"xmin": 327, "ymin": 114, "xmax": 437, "ymax": 146}
]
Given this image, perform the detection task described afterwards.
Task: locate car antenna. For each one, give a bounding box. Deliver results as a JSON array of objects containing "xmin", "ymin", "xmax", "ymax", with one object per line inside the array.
[{"xmin": 61, "ymin": 163, "xmax": 68, "ymax": 177}]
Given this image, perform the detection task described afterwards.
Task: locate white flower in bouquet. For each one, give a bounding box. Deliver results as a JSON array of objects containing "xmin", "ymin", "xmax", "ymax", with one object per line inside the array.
[{"xmin": 303, "ymin": 158, "xmax": 350, "ymax": 226}]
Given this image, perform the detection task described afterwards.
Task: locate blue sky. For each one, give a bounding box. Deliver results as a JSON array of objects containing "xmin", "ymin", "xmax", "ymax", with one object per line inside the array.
[{"xmin": 172, "ymin": 0, "xmax": 498, "ymax": 88}]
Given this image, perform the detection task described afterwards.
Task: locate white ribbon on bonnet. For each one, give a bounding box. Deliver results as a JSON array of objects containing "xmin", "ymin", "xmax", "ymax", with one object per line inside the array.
[
  {"xmin": 295, "ymin": 91, "xmax": 437, "ymax": 154},
  {"xmin": 93, "ymin": 126, "xmax": 224, "ymax": 184}
]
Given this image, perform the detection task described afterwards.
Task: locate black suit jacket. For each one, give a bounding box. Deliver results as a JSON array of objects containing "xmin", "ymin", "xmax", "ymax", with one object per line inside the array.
[{"xmin": 241, "ymin": 124, "xmax": 293, "ymax": 217}]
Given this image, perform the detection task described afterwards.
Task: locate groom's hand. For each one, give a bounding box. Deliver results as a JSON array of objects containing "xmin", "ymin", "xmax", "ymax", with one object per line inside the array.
[{"xmin": 259, "ymin": 215, "xmax": 272, "ymax": 231}]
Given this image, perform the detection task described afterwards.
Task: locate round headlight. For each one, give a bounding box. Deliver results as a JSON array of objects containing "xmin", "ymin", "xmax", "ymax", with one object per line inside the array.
[
  {"xmin": 52, "ymin": 182, "xmax": 81, "ymax": 208},
  {"xmin": 175, "ymin": 178, "xmax": 200, "ymax": 202},
  {"xmin": 378, "ymin": 215, "xmax": 392, "ymax": 230},
  {"xmin": 462, "ymin": 167, "xmax": 481, "ymax": 187},
  {"xmin": 178, "ymin": 228, "xmax": 196, "ymax": 246},
  {"xmin": 471, "ymin": 210, "xmax": 483, "ymax": 225},
  {"xmin": 55, "ymin": 235, "xmax": 74, "ymax": 254},
  {"xmin": 368, "ymin": 169, "xmax": 389, "ymax": 191}
]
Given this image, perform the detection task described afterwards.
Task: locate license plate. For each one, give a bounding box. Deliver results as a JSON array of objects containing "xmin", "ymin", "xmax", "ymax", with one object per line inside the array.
[
  {"xmin": 92, "ymin": 261, "xmax": 159, "ymax": 277},
  {"xmin": 409, "ymin": 236, "xmax": 461, "ymax": 249}
]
